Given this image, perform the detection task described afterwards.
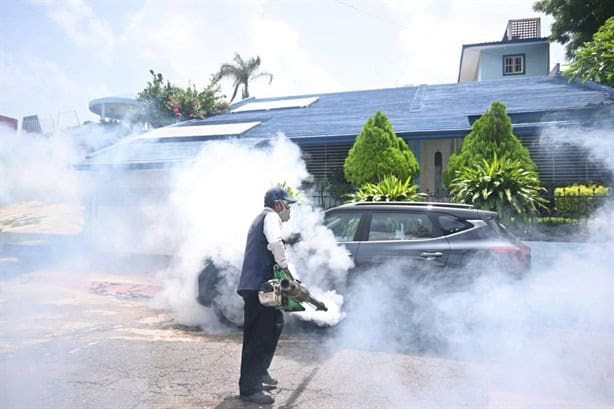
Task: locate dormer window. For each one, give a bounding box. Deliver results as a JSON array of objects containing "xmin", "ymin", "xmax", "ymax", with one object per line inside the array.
[{"xmin": 503, "ymin": 54, "xmax": 525, "ymax": 75}]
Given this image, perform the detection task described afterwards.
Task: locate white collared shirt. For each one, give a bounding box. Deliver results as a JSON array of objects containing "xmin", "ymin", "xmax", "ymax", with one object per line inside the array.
[{"xmin": 263, "ymin": 207, "xmax": 289, "ymax": 268}]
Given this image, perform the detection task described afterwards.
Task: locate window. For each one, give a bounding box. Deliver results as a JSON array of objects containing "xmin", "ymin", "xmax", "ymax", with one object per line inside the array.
[
  {"xmin": 368, "ymin": 212, "xmax": 435, "ymax": 241},
  {"xmin": 438, "ymin": 215, "xmax": 471, "ymax": 235},
  {"xmin": 324, "ymin": 212, "xmax": 362, "ymax": 242},
  {"xmin": 503, "ymin": 54, "xmax": 525, "ymax": 75}
]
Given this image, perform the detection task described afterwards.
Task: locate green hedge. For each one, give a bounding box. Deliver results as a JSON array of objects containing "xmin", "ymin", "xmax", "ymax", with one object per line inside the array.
[{"xmin": 554, "ymin": 184, "xmax": 610, "ymax": 218}]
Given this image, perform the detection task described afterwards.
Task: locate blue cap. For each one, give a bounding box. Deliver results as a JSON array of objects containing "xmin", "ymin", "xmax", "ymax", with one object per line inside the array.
[{"xmin": 264, "ymin": 187, "xmax": 297, "ymax": 207}]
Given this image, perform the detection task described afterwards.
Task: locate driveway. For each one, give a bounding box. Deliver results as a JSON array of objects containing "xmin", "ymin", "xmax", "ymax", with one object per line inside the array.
[{"xmin": 1, "ymin": 203, "xmax": 613, "ymax": 408}]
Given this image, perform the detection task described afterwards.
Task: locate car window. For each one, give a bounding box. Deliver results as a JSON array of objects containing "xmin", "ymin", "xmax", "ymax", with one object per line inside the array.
[
  {"xmin": 368, "ymin": 212, "xmax": 435, "ymax": 241},
  {"xmin": 438, "ymin": 215, "xmax": 471, "ymax": 235},
  {"xmin": 324, "ymin": 211, "xmax": 362, "ymax": 242},
  {"xmin": 474, "ymin": 219, "xmax": 510, "ymax": 240}
]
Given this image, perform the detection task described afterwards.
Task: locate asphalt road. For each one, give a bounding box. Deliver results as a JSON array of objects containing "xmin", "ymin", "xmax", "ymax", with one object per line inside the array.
[{"xmin": 1, "ymin": 238, "xmax": 614, "ymax": 409}]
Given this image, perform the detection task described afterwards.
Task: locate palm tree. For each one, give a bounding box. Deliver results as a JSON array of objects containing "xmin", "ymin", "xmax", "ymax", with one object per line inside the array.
[{"xmin": 215, "ymin": 53, "xmax": 273, "ymax": 102}]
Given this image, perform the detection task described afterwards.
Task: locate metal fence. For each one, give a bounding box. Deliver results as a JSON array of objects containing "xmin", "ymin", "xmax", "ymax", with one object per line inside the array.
[{"xmin": 308, "ymin": 194, "xmax": 345, "ymax": 210}]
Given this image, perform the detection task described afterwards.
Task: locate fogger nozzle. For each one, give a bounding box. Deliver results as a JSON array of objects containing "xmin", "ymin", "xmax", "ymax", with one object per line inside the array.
[{"xmin": 280, "ymin": 278, "xmax": 328, "ymax": 311}]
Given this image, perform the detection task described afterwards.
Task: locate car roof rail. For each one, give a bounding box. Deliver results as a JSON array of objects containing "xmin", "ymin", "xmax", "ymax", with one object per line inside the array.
[{"xmin": 350, "ymin": 201, "xmax": 475, "ymax": 209}]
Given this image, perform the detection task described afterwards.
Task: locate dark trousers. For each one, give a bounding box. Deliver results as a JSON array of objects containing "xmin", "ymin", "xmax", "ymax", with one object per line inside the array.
[{"xmin": 239, "ymin": 291, "xmax": 284, "ymax": 396}]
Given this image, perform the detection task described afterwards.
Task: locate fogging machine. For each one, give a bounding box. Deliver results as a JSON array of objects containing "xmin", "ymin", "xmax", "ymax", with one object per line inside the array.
[{"xmin": 258, "ymin": 265, "xmax": 328, "ymax": 312}]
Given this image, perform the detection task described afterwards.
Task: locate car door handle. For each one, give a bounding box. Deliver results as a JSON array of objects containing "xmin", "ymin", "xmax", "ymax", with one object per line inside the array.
[{"xmin": 421, "ymin": 252, "xmax": 443, "ymax": 258}]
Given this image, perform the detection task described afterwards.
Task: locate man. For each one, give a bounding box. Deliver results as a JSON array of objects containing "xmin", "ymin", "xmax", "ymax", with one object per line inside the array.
[{"xmin": 237, "ymin": 187, "xmax": 296, "ymax": 404}]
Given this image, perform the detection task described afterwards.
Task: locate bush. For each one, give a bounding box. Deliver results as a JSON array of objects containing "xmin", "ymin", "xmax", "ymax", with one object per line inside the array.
[
  {"xmin": 449, "ymin": 154, "xmax": 548, "ymax": 226},
  {"xmin": 446, "ymin": 101, "xmax": 537, "ymax": 188},
  {"xmin": 344, "ymin": 111, "xmax": 419, "ymax": 186},
  {"xmin": 537, "ymin": 217, "xmax": 582, "ymax": 226},
  {"xmin": 347, "ymin": 175, "xmax": 425, "ymax": 202},
  {"xmin": 554, "ymin": 184, "xmax": 610, "ymax": 218},
  {"xmin": 134, "ymin": 70, "xmax": 228, "ymax": 128}
]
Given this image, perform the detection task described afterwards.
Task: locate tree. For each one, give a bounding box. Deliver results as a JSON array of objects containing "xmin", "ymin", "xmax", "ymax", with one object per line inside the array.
[
  {"xmin": 344, "ymin": 111, "xmax": 419, "ymax": 186},
  {"xmin": 215, "ymin": 53, "xmax": 273, "ymax": 102},
  {"xmin": 449, "ymin": 154, "xmax": 548, "ymax": 226},
  {"xmin": 135, "ymin": 70, "xmax": 228, "ymax": 128},
  {"xmin": 564, "ymin": 17, "xmax": 614, "ymax": 87},
  {"xmin": 446, "ymin": 101, "xmax": 537, "ymax": 188},
  {"xmin": 135, "ymin": 70, "xmax": 175, "ymax": 128},
  {"xmin": 533, "ymin": 0, "xmax": 614, "ymax": 58}
]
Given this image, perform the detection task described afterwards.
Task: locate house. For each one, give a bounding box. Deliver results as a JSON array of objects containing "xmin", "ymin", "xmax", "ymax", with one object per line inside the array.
[{"xmin": 79, "ymin": 19, "xmax": 613, "ymax": 202}]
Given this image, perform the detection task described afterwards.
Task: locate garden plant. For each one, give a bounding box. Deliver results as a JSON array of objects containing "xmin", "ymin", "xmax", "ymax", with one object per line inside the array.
[
  {"xmin": 449, "ymin": 154, "xmax": 548, "ymax": 227},
  {"xmin": 134, "ymin": 70, "xmax": 228, "ymax": 128},
  {"xmin": 554, "ymin": 183, "xmax": 610, "ymax": 219},
  {"xmin": 347, "ymin": 175, "xmax": 425, "ymax": 203}
]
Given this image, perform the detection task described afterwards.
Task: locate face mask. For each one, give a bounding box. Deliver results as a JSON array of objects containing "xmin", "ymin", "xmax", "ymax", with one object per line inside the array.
[{"xmin": 278, "ymin": 201, "xmax": 290, "ymax": 222}]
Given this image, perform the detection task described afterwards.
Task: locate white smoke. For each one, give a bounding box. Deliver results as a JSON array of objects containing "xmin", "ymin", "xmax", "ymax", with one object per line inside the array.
[
  {"xmin": 153, "ymin": 134, "xmax": 353, "ymax": 329},
  {"xmin": 328, "ymin": 123, "xmax": 614, "ymax": 405},
  {"xmin": 0, "ymin": 123, "xmax": 126, "ymax": 205},
  {"xmin": 285, "ymin": 203, "xmax": 353, "ymax": 326},
  {"xmin": 1, "ymin": 125, "xmax": 82, "ymax": 204},
  {"xmin": 540, "ymin": 121, "xmax": 614, "ymax": 172},
  {"xmin": 7, "ymin": 125, "xmax": 353, "ymax": 330},
  {"xmin": 0, "ymin": 122, "xmax": 159, "ymax": 407}
]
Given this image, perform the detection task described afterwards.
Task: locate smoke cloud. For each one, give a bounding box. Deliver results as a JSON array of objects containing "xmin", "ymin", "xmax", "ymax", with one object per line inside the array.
[
  {"xmin": 328, "ymin": 123, "xmax": 614, "ymax": 405},
  {"xmin": 0, "ymin": 124, "xmax": 353, "ymax": 330},
  {"xmin": 0, "ymin": 123, "xmax": 125, "ymax": 205},
  {"xmin": 151, "ymin": 134, "xmax": 353, "ymax": 329},
  {"xmin": 1, "ymin": 125, "xmax": 81, "ymax": 205}
]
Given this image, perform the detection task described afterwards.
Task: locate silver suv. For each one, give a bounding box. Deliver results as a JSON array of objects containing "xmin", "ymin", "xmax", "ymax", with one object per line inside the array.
[{"xmin": 324, "ymin": 202, "xmax": 530, "ymax": 275}]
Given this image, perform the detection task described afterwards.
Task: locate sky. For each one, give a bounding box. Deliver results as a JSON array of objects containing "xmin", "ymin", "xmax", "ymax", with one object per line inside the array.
[{"xmin": 0, "ymin": 0, "xmax": 566, "ymax": 128}]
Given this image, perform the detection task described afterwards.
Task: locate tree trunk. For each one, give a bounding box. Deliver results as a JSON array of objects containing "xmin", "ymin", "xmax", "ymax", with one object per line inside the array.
[{"xmin": 242, "ymin": 81, "xmax": 249, "ymax": 99}]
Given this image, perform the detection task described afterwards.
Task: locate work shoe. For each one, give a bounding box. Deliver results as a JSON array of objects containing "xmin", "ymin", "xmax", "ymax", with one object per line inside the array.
[
  {"xmin": 262, "ymin": 373, "xmax": 278, "ymax": 386},
  {"xmin": 240, "ymin": 390, "xmax": 274, "ymax": 405}
]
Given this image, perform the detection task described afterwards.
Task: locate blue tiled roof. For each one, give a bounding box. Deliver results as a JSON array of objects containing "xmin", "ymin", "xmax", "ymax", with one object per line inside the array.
[{"xmin": 79, "ymin": 75, "xmax": 613, "ymax": 168}]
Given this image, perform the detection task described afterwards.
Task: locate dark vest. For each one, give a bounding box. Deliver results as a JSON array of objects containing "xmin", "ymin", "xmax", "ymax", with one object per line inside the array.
[{"xmin": 237, "ymin": 209, "xmax": 275, "ymax": 293}]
